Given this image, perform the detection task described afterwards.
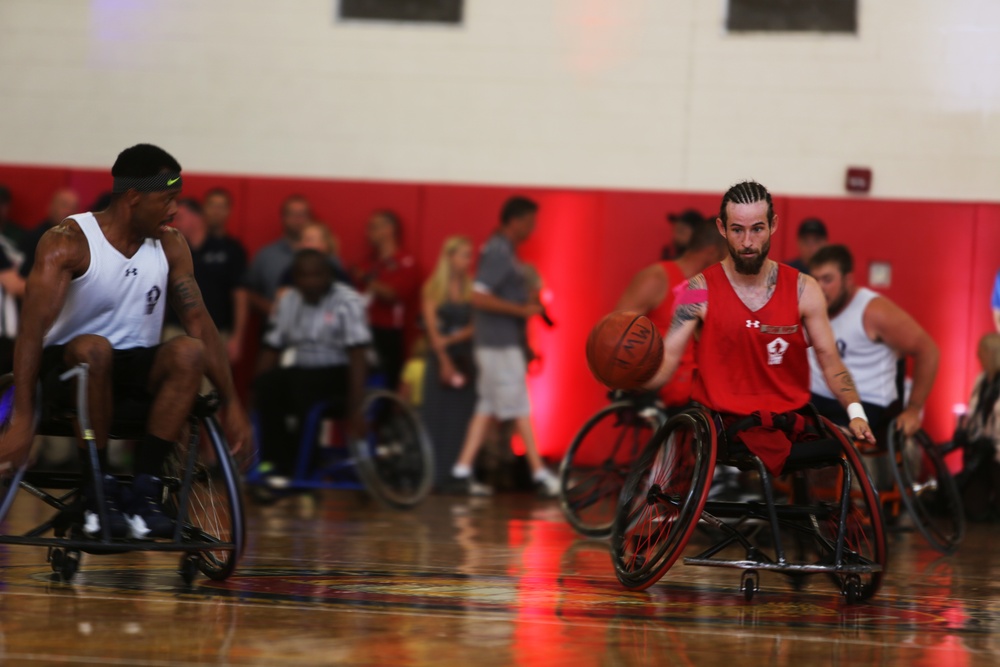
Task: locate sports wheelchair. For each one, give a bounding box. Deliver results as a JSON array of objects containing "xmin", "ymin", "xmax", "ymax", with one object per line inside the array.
[
  {"xmin": 558, "ymin": 392, "xmax": 668, "ymax": 537},
  {"xmin": 610, "ymin": 405, "xmax": 888, "ymax": 604},
  {"xmin": 864, "ymin": 418, "xmax": 964, "ymax": 554},
  {"xmin": 0, "ymin": 365, "xmax": 244, "ymax": 583},
  {"xmin": 244, "ymin": 385, "xmax": 434, "ymax": 509}
]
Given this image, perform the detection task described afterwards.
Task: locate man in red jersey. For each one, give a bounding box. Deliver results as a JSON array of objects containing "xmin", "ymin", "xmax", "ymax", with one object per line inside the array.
[
  {"xmin": 642, "ymin": 181, "xmax": 874, "ymax": 472},
  {"xmin": 616, "ymin": 218, "xmax": 726, "ymax": 408}
]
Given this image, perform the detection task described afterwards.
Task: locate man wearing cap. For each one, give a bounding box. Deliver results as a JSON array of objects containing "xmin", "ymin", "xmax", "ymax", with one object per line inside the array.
[
  {"xmin": 0, "ymin": 143, "xmax": 250, "ymax": 540},
  {"xmin": 661, "ymin": 209, "xmax": 705, "ymax": 260},
  {"xmin": 787, "ymin": 217, "xmax": 828, "ymax": 272}
]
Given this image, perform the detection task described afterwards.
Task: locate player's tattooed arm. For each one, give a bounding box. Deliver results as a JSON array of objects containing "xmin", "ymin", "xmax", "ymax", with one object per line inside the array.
[
  {"xmin": 169, "ymin": 272, "xmax": 205, "ymax": 316},
  {"xmin": 644, "ymin": 274, "xmax": 706, "ymax": 390},
  {"xmin": 667, "ymin": 273, "xmax": 708, "ymax": 334},
  {"xmin": 832, "ymin": 369, "xmax": 858, "ymax": 395}
]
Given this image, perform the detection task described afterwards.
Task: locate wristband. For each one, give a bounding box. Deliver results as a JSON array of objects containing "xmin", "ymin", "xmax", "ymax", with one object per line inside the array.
[{"xmin": 847, "ymin": 402, "xmax": 868, "ymax": 423}]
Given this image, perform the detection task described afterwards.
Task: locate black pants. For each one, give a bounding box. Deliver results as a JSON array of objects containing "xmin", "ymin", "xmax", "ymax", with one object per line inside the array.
[
  {"xmin": 810, "ymin": 393, "xmax": 894, "ymax": 444},
  {"xmin": 254, "ymin": 366, "xmax": 349, "ymax": 476},
  {"xmin": 371, "ymin": 327, "xmax": 405, "ymax": 391}
]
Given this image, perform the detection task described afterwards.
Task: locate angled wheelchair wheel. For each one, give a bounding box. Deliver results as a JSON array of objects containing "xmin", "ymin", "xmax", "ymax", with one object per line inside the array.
[
  {"xmin": 350, "ymin": 390, "xmax": 433, "ymax": 509},
  {"xmin": 610, "ymin": 408, "xmax": 716, "ymax": 590},
  {"xmin": 559, "ymin": 401, "xmax": 664, "ymax": 538},
  {"xmin": 164, "ymin": 415, "xmax": 245, "ymax": 581},
  {"xmin": 0, "ymin": 374, "xmax": 26, "ymax": 526},
  {"xmin": 809, "ymin": 419, "xmax": 888, "ymax": 602},
  {"xmin": 887, "ymin": 423, "xmax": 965, "ymax": 554}
]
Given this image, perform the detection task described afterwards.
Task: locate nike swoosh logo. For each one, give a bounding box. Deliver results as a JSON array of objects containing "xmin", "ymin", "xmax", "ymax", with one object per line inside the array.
[{"xmin": 167, "ymin": 177, "xmax": 180, "ymax": 186}]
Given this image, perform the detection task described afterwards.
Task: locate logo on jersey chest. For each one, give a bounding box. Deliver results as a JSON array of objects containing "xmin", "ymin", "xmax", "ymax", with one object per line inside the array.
[
  {"xmin": 767, "ymin": 337, "xmax": 789, "ymax": 365},
  {"xmin": 125, "ymin": 268, "xmax": 138, "ymax": 277},
  {"xmin": 146, "ymin": 285, "xmax": 162, "ymax": 315}
]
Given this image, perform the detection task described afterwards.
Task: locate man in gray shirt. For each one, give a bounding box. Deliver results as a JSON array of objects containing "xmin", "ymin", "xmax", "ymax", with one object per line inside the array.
[
  {"xmin": 244, "ymin": 194, "xmax": 312, "ymax": 316},
  {"xmin": 448, "ymin": 196, "xmax": 559, "ymax": 497}
]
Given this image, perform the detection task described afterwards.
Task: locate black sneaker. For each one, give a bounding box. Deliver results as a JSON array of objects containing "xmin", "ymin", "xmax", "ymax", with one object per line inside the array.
[
  {"xmin": 82, "ymin": 474, "xmax": 129, "ymax": 539},
  {"xmin": 125, "ymin": 474, "xmax": 174, "ymax": 539}
]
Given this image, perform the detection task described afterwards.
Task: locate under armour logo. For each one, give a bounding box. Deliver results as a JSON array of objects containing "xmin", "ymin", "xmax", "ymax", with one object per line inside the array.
[
  {"xmin": 146, "ymin": 285, "xmax": 162, "ymax": 315},
  {"xmin": 767, "ymin": 337, "xmax": 789, "ymax": 366},
  {"xmin": 125, "ymin": 268, "xmax": 138, "ymax": 277},
  {"xmin": 746, "ymin": 320, "xmax": 760, "ymax": 328}
]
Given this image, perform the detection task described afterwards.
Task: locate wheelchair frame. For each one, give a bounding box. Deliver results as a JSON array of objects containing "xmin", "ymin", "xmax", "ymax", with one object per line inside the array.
[
  {"xmin": 0, "ymin": 365, "xmax": 245, "ymax": 583},
  {"xmin": 244, "ymin": 387, "xmax": 435, "ymax": 509},
  {"xmin": 610, "ymin": 405, "xmax": 888, "ymax": 604}
]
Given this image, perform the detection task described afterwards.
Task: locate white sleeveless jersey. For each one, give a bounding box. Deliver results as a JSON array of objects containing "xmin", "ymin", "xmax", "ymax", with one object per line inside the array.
[
  {"xmin": 809, "ymin": 287, "xmax": 899, "ymax": 407},
  {"xmin": 44, "ymin": 212, "xmax": 169, "ymax": 348}
]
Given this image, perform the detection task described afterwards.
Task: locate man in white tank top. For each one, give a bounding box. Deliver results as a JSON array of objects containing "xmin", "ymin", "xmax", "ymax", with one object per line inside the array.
[
  {"xmin": 806, "ymin": 244, "xmax": 939, "ymax": 440},
  {"xmin": 0, "ymin": 144, "xmax": 251, "ymax": 539}
]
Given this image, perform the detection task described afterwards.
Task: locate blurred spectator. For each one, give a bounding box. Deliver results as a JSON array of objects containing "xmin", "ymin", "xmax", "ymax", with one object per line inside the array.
[
  {"xmin": 164, "ymin": 198, "xmax": 248, "ymax": 369},
  {"xmin": 245, "ymin": 194, "xmax": 311, "ymax": 316},
  {"xmin": 399, "ymin": 338, "xmax": 428, "ymax": 408},
  {"xmin": 253, "ymin": 249, "xmax": 370, "ymax": 485},
  {"xmin": 661, "ymin": 209, "xmax": 705, "ymax": 260},
  {"xmin": 419, "ymin": 236, "xmax": 476, "ymax": 489},
  {"xmin": 354, "ymin": 210, "xmax": 419, "ymax": 390},
  {"xmin": 953, "ymin": 333, "xmax": 1000, "ymax": 521},
  {"xmin": 447, "ymin": 196, "xmax": 559, "ymax": 497},
  {"xmin": 787, "ymin": 217, "xmax": 828, "ymax": 272},
  {"xmin": 0, "ymin": 241, "xmax": 25, "ymax": 374},
  {"xmin": 18, "ymin": 188, "xmax": 80, "ymax": 277},
  {"xmin": 200, "ymin": 188, "xmax": 250, "ymax": 364},
  {"xmin": 277, "ymin": 221, "xmax": 350, "ymax": 291},
  {"xmin": 0, "ymin": 185, "xmax": 27, "ymax": 247}
]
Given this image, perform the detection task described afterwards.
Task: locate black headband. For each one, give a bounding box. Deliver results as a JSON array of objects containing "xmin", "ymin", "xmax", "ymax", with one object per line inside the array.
[{"xmin": 112, "ymin": 172, "xmax": 182, "ymax": 194}]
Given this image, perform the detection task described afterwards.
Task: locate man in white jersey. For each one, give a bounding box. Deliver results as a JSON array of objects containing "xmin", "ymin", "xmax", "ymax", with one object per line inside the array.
[
  {"xmin": 807, "ymin": 244, "xmax": 939, "ymax": 440},
  {"xmin": 0, "ymin": 144, "xmax": 251, "ymax": 539}
]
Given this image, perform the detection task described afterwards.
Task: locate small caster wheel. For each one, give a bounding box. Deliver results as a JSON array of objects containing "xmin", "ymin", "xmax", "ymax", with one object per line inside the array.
[
  {"xmin": 49, "ymin": 547, "xmax": 64, "ymax": 572},
  {"xmin": 741, "ymin": 570, "xmax": 759, "ymax": 602},
  {"xmin": 844, "ymin": 576, "xmax": 860, "ymax": 605},
  {"xmin": 180, "ymin": 554, "xmax": 200, "ymax": 585},
  {"xmin": 59, "ymin": 550, "xmax": 80, "ymax": 581}
]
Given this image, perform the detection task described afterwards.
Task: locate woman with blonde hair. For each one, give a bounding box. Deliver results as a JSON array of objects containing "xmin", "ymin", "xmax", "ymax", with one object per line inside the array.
[
  {"xmin": 955, "ymin": 332, "xmax": 1000, "ymax": 520},
  {"xmin": 420, "ymin": 235, "xmax": 476, "ymax": 489}
]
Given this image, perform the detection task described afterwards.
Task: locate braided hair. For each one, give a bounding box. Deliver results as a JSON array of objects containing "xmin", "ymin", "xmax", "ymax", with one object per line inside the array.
[{"xmin": 719, "ymin": 181, "xmax": 774, "ymax": 227}]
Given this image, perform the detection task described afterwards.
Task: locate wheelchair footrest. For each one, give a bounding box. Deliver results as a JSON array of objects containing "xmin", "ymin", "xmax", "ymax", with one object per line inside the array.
[{"xmin": 683, "ymin": 556, "xmax": 882, "ymax": 575}]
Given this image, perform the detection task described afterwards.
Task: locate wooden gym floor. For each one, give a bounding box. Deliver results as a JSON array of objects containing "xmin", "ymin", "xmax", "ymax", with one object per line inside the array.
[{"xmin": 0, "ymin": 491, "xmax": 997, "ymax": 666}]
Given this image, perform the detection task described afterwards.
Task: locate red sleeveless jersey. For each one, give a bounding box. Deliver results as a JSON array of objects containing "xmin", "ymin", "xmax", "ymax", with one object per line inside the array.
[
  {"xmin": 646, "ymin": 261, "xmax": 695, "ymax": 407},
  {"xmin": 691, "ymin": 263, "xmax": 810, "ymax": 415}
]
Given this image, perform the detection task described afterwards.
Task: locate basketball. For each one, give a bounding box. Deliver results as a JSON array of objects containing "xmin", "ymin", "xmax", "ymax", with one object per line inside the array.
[{"xmin": 586, "ymin": 311, "xmax": 663, "ymax": 390}]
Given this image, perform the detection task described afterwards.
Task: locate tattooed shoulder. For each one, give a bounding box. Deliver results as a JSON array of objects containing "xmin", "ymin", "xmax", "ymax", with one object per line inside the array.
[{"xmin": 798, "ymin": 272, "xmax": 807, "ymax": 299}]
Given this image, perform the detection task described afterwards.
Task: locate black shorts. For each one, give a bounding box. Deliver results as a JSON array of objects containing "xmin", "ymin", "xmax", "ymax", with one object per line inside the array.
[{"xmin": 40, "ymin": 345, "xmax": 161, "ymax": 411}]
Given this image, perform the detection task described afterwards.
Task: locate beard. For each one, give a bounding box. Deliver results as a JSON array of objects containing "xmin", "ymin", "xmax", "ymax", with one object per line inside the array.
[
  {"xmin": 827, "ymin": 288, "xmax": 850, "ymax": 318},
  {"xmin": 729, "ymin": 238, "xmax": 770, "ymax": 275}
]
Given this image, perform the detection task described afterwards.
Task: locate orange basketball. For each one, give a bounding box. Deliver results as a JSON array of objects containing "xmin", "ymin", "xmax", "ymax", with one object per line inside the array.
[{"xmin": 586, "ymin": 312, "xmax": 663, "ymax": 390}]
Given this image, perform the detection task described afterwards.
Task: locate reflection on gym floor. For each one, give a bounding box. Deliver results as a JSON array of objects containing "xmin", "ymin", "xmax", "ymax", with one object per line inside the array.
[{"xmin": 0, "ymin": 493, "xmax": 998, "ymax": 666}]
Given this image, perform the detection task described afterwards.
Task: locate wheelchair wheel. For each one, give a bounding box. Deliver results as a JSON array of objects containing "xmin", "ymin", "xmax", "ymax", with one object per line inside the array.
[
  {"xmin": 349, "ymin": 390, "xmax": 433, "ymax": 509},
  {"xmin": 559, "ymin": 401, "xmax": 663, "ymax": 538},
  {"xmin": 809, "ymin": 419, "xmax": 888, "ymax": 602},
  {"xmin": 887, "ymin": 423, "xmax": 965, "ymax": 554},
  {"xmin": 610, "ymin": 409, "xmax": 716, "ymax": 590},
  {"xmin": 164, "ymin": 416, "xmax": 245, "ymax": 581}
]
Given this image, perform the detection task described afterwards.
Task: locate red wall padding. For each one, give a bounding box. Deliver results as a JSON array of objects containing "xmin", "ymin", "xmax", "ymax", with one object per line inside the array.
[{"xmin": 2, "ymin": 162, "xmax": 998, "ymax": 452}]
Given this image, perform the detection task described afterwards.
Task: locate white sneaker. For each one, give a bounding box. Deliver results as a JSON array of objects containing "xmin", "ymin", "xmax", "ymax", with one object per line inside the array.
[{"xmin": 534, "ymin": 469, "xmax": 561, "ymax": 498}]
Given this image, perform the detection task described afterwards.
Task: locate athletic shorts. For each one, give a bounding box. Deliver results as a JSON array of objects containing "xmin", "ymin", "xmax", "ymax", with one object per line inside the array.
[
  {"xmin": 474, "ymin": 346, "xmax": 531, "ymax": 420},
  {"xmin": 40, "ymin": 345, "xmax": 160, "ymax": 410}
]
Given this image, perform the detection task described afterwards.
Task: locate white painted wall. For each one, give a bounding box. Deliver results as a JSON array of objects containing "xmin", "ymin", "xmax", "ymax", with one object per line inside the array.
[{"xmin": 1, "ymin": 0, "xmax": 998, "ymax": 200}]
